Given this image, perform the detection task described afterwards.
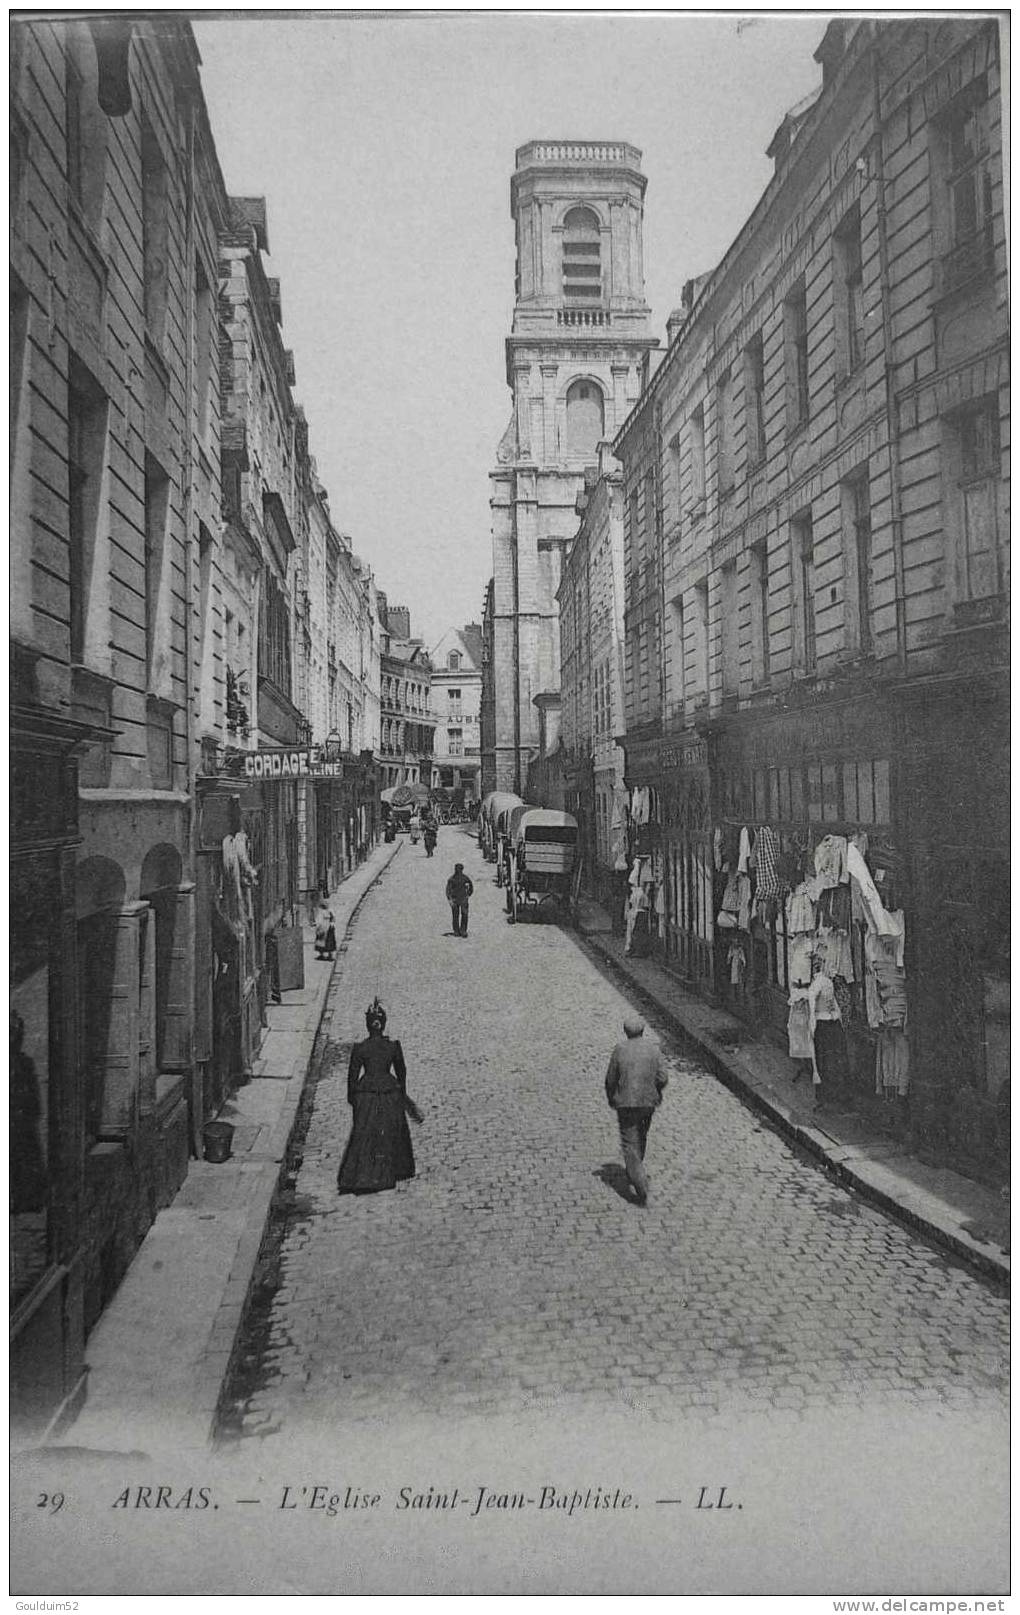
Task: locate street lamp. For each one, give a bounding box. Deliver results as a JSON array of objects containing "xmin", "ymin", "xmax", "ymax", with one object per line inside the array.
[{"xmin": 322, "ymin": 728, "xmax": 344, "ymax": 764}]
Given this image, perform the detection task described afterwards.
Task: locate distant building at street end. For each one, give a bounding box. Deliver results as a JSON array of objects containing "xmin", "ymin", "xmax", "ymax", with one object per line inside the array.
[
  {"xmin": 487, "ymin": 140, "xmax": 659, "ymax": 795},
  {"xmin": 614, "ymin": 16, "xmax": 1008, "ymax": 1177},
  {"xmin": 378, "ymin": 600, "xmax": 435, "ymax": 789},
  {"xmin": 430, "ymin": 625, "xmax": 483, "ymax": 804}
]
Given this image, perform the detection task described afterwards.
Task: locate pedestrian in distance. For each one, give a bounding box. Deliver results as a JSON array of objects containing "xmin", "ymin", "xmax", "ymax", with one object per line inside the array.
[
  {"xmin": 314, "ymin": 903, "xmax": 337, "ymax": 960},
  {"xmin": 423, "ymin": 818, "xmax": 438, "ymax": 857},
  {"xmin": 604, "ymin": 1015, "xmax": 668, "ymax": 1206},
  {"xmin": 337, "ymin": 998, "xmax": 423, "ymax": 1195},
  {"xmin": 446, "ymin": 862, "xmax": 474, "ymax": 937},
  {"xmin": 409, "ymin": 810, "xmax": 421, "ymax": 846}
]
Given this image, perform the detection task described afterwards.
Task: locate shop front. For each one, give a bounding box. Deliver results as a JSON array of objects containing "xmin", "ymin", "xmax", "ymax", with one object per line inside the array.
[
  {"xmin": 11, "ymin": 706, "xmax": 97, "ymax": 1436},
  {"xmin": 659, "ymin": 731, "xmax": 716, "ymax": 995},
  {"xmin": 897, "ymin": 668, "xmax": 1009, "ymax": 1175},
  {"xmin": 712, "ymin": 692, "xmax": 906, "ymax": 1118}
]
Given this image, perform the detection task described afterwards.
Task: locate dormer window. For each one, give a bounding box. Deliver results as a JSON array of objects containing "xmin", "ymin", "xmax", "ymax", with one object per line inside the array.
[
  {"xmin": 447, "ymin": 650, "xmax": 461, "ymax": 670},
  {"xmin": 562, "ymin": 207, "xmax": 601, "ymax": 303}
]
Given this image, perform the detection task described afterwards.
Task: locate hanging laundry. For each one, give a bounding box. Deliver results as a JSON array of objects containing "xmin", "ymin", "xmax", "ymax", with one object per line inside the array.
[
  {"xmin": 788, "ymin": 933, "xmax": 814, "ymax": 987},
  {"xmin": 814, "ymin": 835, "xmax": 848, "ymax": 889},
  {"xmin": 864, "ymin": 932, "xmax": 907, "ymax": 1028},
  {"xmin": 736, "ymin": 873, "xmax": 753, "ymax": 931},
  {"xmin": 815, "ymin": 929, "xmax": 854, "ymax": 982},
  {"xmin": 846, "ymin": 842, "xmax": 898, "ymax": 937},
  {"xmin": 875, "ymin": 1026, "xmax": 910, "ymax": 1097},
  {"xmin": 728, "ymin": 943, "xmax": 747, "ymax": 986},
  {"xmin": 816, "ymin": 882, "xmax": 851, "ymax": 931},
  {"xmin": 753, "ymin": 826, "xmax": 782, "ymax": 898},
  {"xmin": 785, "ymin": 883, "xmax": 817, "ymax": 935},
  {"xmin": 737, "ymin": 826, "xmax": 752, "ymax": 875},
  {"xmin": 787, "ymin": 992, "xmax": 815, "ymax": 1067},
  {"xmin": 719, "ymin": 872, "xmax": 741, "ymax": 915}
]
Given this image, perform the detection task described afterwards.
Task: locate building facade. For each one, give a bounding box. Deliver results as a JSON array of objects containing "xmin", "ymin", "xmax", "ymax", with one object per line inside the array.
[
  {"xmin": 429, "ymin": 626, "xmax": 483, "ymax": 803},
  {"xmin": 10, "ymin": 17, "xmax": 232, "ymax": 1433},
  {"xmin": 10, "ymin": 16, "xmax": 394, "ymax": 1435},
  {"xmin": 557, "ymin": 444, "xmax": 628, "ymax": 913},
  {"xmin": 486, "ymin": 141, "xmax": 658, "ymax": 795},
  {"xmin": 615, "ymin": 17, "xmax": 1008, "ymax": 1175}
]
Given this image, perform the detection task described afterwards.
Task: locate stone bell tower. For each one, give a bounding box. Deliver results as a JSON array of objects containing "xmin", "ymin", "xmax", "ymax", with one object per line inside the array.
[{"xmin": 488, "ymin": 141, "xmax": 657, "ymax": 794}]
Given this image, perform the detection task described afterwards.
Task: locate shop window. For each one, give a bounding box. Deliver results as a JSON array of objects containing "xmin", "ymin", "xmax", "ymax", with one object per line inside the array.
[
  {"xmin": 833, "ymin": 203, "xmax": 865, "ymax": 375},
  {"xmin": 743, "ymin": 330, "xmax": 767, "ymax": 466},
  {"xmin": 784, "ymin": 278, "xmax": 809, "ymax": 429}
]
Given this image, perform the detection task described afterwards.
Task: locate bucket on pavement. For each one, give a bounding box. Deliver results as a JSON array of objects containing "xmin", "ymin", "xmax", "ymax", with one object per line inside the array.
[{"xmin": 202, "ymin": 1121, "xmax": 235, "ymax": 1163}]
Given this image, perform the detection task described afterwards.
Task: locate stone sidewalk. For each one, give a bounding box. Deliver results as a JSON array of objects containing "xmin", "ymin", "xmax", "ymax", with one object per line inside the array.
[
  {"xmin": 574, "ymin": 893, "xmax": 1010, "ymax": 1285},
  {"xmin": 47, "ymin": 836, "xmax": 402, "ymax": 1457}
]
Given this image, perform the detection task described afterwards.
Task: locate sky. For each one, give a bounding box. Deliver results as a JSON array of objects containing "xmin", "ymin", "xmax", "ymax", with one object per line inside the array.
[{"xmin": 194, "ymin": 11, "xmax": 832, "ymax": 652}]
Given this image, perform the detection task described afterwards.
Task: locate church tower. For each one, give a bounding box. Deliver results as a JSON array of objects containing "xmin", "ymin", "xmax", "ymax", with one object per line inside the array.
[{"xmin": 488, "ymin": 141, "xmax": 657, "ymax": 794}]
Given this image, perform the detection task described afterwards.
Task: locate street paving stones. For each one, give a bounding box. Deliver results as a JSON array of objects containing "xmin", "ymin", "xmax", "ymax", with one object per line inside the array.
[{"xmin": 224, "ymin": 830, "xmax": 1009, "ymax": 1437}]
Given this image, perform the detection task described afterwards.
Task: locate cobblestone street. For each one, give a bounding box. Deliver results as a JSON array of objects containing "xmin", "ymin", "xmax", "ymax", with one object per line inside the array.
[{"xmin": 225, "ymin": 830, "xmax": 1008, "ymax": 1439}]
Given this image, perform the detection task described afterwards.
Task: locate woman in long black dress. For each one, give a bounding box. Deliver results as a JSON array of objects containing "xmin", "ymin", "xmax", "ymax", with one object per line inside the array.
[{"xmin": 337, "ymin": 999, "xmax": 422, "ymax": 1194}]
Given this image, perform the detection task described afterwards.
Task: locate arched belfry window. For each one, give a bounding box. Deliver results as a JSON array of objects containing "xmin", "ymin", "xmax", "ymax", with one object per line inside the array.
[
  {"xmin": 566, "ymin": 380, "xmax": 605, "ymax": 458},
  {"xmin": 562, "ymin": 207, "xmax": 602, "ymax": 303}
]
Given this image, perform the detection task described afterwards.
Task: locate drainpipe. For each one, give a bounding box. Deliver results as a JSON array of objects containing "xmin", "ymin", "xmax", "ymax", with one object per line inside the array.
[{"xmin": 871, "ymin": 36, "xmax": 908, "ymax": 672}]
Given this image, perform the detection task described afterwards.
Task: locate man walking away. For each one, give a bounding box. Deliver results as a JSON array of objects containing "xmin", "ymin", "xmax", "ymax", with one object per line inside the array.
[
  {"xmin": 604, "ymin": 1016, "xmax": 667, "ymax": 1206},
  {"xmin": 446, "ymin": 862, "xmax": 474, "ymax": 937}
]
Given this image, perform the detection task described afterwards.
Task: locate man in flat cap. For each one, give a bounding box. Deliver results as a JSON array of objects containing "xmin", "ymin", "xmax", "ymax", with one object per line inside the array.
[{"xmin": 604, "ymin": 1015, "xmax": 668, "ymax": 1206}]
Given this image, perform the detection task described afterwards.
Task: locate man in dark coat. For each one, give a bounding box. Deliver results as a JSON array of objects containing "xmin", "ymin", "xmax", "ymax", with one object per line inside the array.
[
  {"xmin": 445, "ymin": 862, "xmax": 474, "ymax": 937},
  {"xmin": 604, "ymin": 1015, "xmax": 668, "ymax": 1206}
]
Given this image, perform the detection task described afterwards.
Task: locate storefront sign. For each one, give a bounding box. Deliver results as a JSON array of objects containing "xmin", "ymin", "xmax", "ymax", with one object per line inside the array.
[
  {"xmin": 661, "ymin": 738, "xmax": 707, "ymax": 773},
  {"xmin": 209, "ymin": 747, "xmax": 346, "ymax": 781},
  {"xmin": 244, "ymin": 748, "xmax": 343, "ymax": 780}
]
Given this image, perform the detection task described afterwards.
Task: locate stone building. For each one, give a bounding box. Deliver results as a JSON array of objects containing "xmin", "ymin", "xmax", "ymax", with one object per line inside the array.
[
  {"xmin": 486, "ymin": 141, "xmax": 658, "ymax": 795},
  {"xmin": 479, "ymin": 578, "xmax": 497, "ymax": 797},
  {"xmin": 378, "ymin": 602, "xmax": 435, "ymax": 790},
  {"xmin": 429, "ymin": 625, "xmax": 483, "ymax": 804},
  {"xmin": 557, "ymin": 444, "xmax": 628, "ymax": 914},
  {"xmin": 615, "ymin": 17, "xmax": 1008, "ymax": 1174},
  {"xmin": 301, "ymin": 483, "xmax": 381, "ymax": 894},
  {"xmin": 10, "ymin": 17, "xmax": 231, "ymax": 1433},
  {"xmin": 10, "ymin": 15, "xmax": 390, "ymax": 1436}
]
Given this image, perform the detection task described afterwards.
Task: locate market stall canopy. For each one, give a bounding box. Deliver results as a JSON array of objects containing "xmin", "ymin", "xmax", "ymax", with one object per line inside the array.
[{"xmin": 389, "ymin": 783, "xmax": 431, "ymax": 808}]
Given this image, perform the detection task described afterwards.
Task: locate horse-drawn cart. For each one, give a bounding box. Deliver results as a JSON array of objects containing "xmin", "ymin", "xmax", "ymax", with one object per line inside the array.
[{"xmin": 505, "ymin": 808, "xmax": 580, "ymax": 924}]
